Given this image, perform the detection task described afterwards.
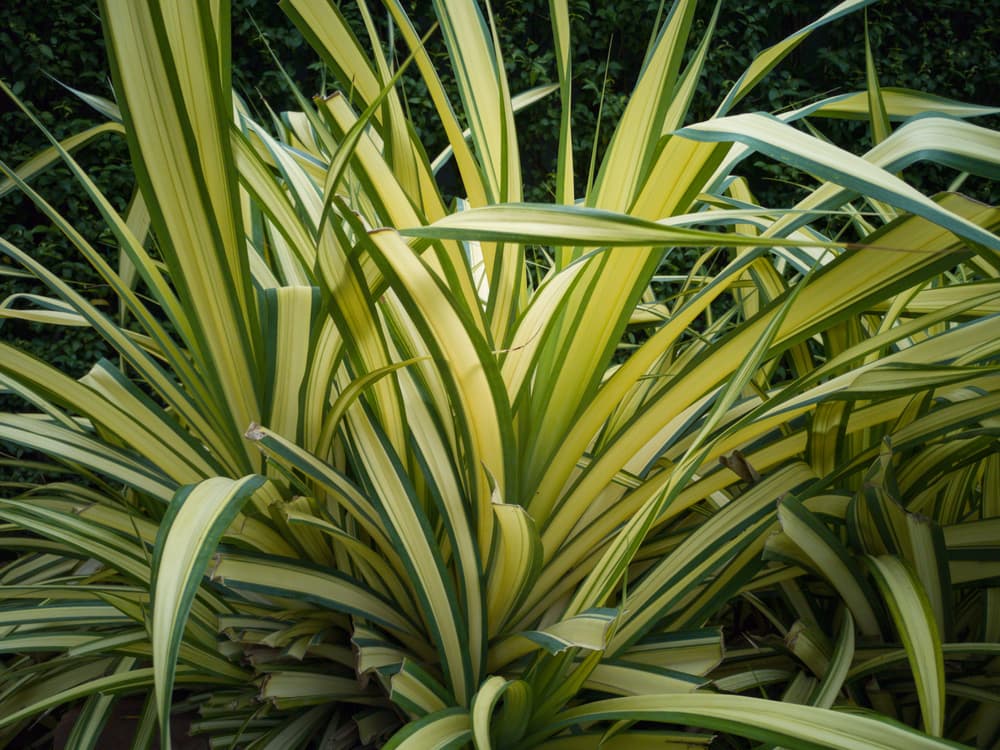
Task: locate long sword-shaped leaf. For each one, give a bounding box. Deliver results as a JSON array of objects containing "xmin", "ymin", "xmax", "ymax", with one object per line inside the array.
[
  {"xmin": 0, "ymin": 417, "xmax": 176, "ymax": 503},
  {"xmin": 470, "ymin": 675, "xmax": 511, "ymax": 750},
  {"xmin": 382, "ymin": 707, "xmax": 471, "ymax": 750},
  {"xmin": 679, "ymin": 114, "xmax": 1000, "ymax": 256},
  {"xmin": 343, "ymin": 400, "xmax": 475, "ymax": 703},
  {"xmin": 549, "ymin": 0, "xmax": 573, "ymax": 205},
  {"xmin": 531, "ymin": 197, "xmax": 992, "ymax": 549},
  {"xmin": 532, "ymin": 694, "xmax": 966, "ymax": 749},
  {"xmin": 151, "ymin": 475, "xmax": 270, "ymax": 748},
  {"xmin": 592, "ymin": 0, "xmax": 696, "ymax": 212},
  {"xmin": 809, "ymin": 609, "xmax": 855, "ymax": 709},
  {"xmin": 258, "ymin": 287, "xmax": 336, "ymax": 449},
  {"xmin": 486, "ymin": 502, "xmax": 542, "ymax": 633},
  {"xmin": 431, "ymin": 0, "xmax": 525, "ymax": 344},
  {"xmin": 432, "ymin": 0, "xmax": 520, "ymax": 204},
  {"xmin": 849, "ymin": 443, "xmax": 954, "ymax": 638},
  {"xmin": 63, "ymin": 658, "xmax": 136, "ymax": 750},
  {"xmin": 405, "ymin": 203, "xmax": 835, "ymax": 248},
  {"xmin": 863, "ymin": 13, "xmax": 891, "ymax": 147},
  {"xmin": 366, "ymin": 229, "xmax": 511, "ymax": 541},
  {"xmin": 208, "ymin": 551, "xmax": 416, "ymax": 637},
  {"xmin": 792, "ymin": 88, "xmax": 1000, "ymax": 122},
  {"xmin": 0, "ymin": 122, "xmax": 123, "ymax": 199},
  {"xmin": 100, "ymin": 0, "xmax": 262, "ymax": 446},
  {"xmin": 867, "ymin": 555, "xmax": 946, "ymax": 737},
  {"xmin": 380, "ymin": 0, "xmax": 488, "ymax": 207},
  {"xmin": 775, "ymin": 496, "xmax": 882, "ymax": 638},
  {"xmin": 715, "ymin": 0, "xmax": 875, "ymax": 116},
  {"xmin": 0, "ymin": 663, "xmax": 218, "ymax": 731},
  {"xmin": 585, "ymin": 662, "xmax": 706, "ymax": 696}
]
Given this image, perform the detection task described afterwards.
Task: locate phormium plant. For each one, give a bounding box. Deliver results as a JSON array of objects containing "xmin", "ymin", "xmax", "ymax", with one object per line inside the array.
[{"xmin": 1, "ymin": 0, "xmax": 999, "ymax": 747}]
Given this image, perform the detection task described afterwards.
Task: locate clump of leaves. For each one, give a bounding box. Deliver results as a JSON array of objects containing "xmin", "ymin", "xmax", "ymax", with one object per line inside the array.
[{"xmin": 1, "ymin": 1, "xmax": 999, "ymax": 748}]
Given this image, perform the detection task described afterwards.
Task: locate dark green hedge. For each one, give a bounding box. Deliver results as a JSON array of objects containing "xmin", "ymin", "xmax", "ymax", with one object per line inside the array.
[{"xmin": 1, "ymin": 0, "xmax": 997, "ymax": 398}]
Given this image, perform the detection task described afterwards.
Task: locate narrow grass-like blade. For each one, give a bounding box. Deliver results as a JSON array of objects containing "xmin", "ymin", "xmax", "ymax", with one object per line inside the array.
[{"xmin": 863, "ymin": 13, "xmax": 890, "ymax": 146}]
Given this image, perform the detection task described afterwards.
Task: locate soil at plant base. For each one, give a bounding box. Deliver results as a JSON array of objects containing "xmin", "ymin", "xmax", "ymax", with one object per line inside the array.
[{"xmin": 51, "ymin": 698, "xmax": 207, "ymax": 749}]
